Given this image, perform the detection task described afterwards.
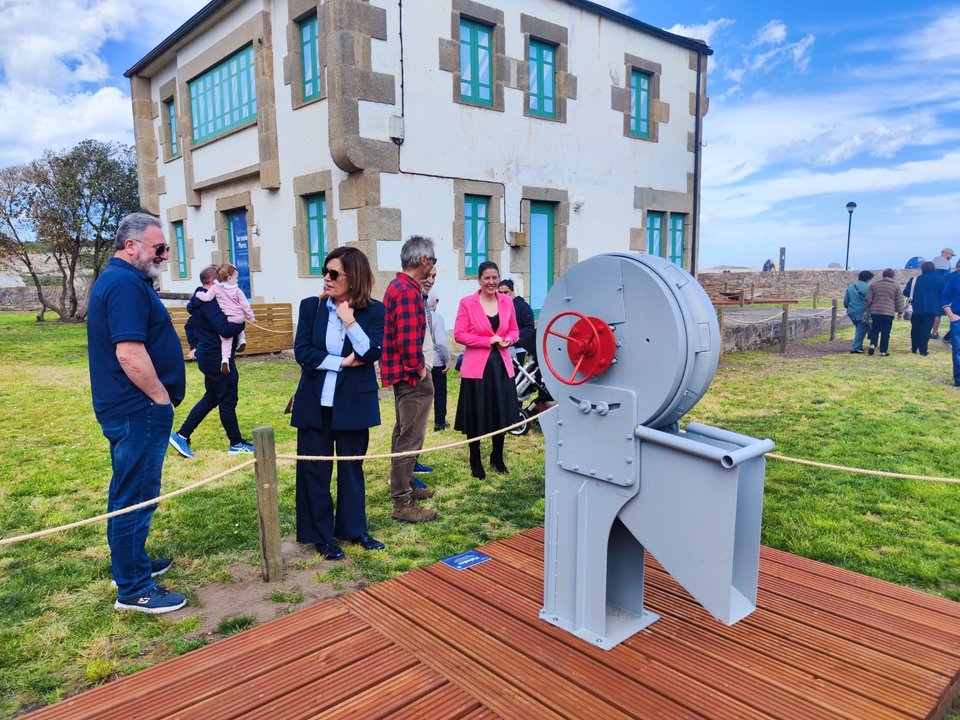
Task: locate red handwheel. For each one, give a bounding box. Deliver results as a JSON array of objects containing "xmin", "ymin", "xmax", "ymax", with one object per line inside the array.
[{"xmin": 541, "ymin": 311, "xmax": 617, "ymax": 385}]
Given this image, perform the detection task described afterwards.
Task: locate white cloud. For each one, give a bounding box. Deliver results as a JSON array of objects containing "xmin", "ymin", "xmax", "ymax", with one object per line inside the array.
[
  {"xmin": 664, "ymin": 18, "xmax": 734, "ymax": 46},
  {"xmin": 897, "ymin": 7, "xmax": 960, "ymax": 62},
  {"xmin": 752, "ymin": 20, "xmax": 787, "ymax": 46},
  {"xmin": 590, "ymin": 0, "xmax": 636, "ymax": 14}
]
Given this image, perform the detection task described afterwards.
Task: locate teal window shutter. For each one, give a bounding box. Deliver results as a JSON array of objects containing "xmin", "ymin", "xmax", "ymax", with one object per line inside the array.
[
  {"xmin": 166, "ymin": 100, "xmax": 179, "ymax": 157},
  {"xmin": 630, "ymin": 69, "xmax": 651, "ymax": 138},
  {"xmin": 460, "ymin": 19, "xmax": 493, "ymax": 106},
  {"xmin": 300, "ymin": 14, "xmax": 321, "ymax": 101},
  {"xmin": 669, "ymin": 214, "xmax": 685, "ymax": 266},
  {"xmin": 647, "ymin": 211, "xmax": 664, "ymax": 256},
  {"xmin": 189, "ymin": 45, "xmax": 257, "ymax": 144},
  {"xmin": 173, "ymin": 221, "xmax": 187, "ymax": 278},
  {"xmin": 464, "ymin": 195, "xmax": 489, "ymax": 274},
  {"xmin": 306, "ymin": 194, "xmax": 327, "ymax": 275},
  {"xmin": 529, "ymin": 40, "xmax": 556, "ymax": 119}
]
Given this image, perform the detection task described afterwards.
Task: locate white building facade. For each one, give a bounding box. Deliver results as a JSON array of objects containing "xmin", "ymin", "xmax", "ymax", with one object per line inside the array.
[{"xmin": 126, "ymin": 0, "xmax": 711, "ymax": 315}]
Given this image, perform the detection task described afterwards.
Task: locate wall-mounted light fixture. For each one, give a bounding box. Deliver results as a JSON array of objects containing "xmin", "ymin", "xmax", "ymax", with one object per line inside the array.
[
  {"xmin": 203, "ymin": 235, "xmax": 216, "ymax": 244},
  {"xmin": 249, "ymin": 224, "xmax": 261, "ymax": 236},
  {"xmin": 571, "ymin": 197, "xmax": 585, "ymax": 212}
]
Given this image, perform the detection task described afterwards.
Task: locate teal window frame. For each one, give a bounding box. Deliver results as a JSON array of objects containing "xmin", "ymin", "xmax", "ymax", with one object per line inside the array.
[
  {"xmin": 188, "ymin": 45, "xmax": 257, "ymax": 145},
  {"xmin": 459, "ymin": 19, "xmax": 493, "ymax": 106},
  {"xmin": 464, "ymin": 195, "xmax": 489, "ymax": 275},
  {"xmin": 528, "ymin": 39, "xmax": 556, "ymax": 119},
  {"xmin": 647, "ymin": 211, "xmax": 664, "ymax": 257},
  {"xmin": 299, "ymin": 14, "xmax": 321, "ymax": 102},
  {"xmin": 529, "ymin": 201, "xmax": 555, "ymax": 318},
  {"xmin": 172, "ymin": 221, "xmax": 187, "ymax": 278},
  {"xmin": 165, "ymin": 100, "xmax": 179, "ymax": 158},
  {"xmin": 305, "ymin": 193, "xmax": 327, "ymax": 275},
  {"xmin": 669, "ymin": 214, "xmax": 685, "ymax": 266},
  {"xmin": 629, "ymin": 69, "xmax": 651, "ymax": 138}
]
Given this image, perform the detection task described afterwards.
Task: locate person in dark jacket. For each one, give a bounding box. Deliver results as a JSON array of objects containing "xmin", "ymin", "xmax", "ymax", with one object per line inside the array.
[
  {"xmin": 903, "ymin": 262, "xmax": 946, "ymax": 356},
  {"xmin": 168, "ymin": 264, "xmax": 249, "ymax": 457},
  {"xmin": 497, "ymin": 279, "xmax": 536, "ymax": 357},
  {"xmin": 865, "ymin": 268, "xmax": 904, "ymax": 356},
  {"xmin": 290, "ymin": 247, "xmax": 386, "ymax": 559}
]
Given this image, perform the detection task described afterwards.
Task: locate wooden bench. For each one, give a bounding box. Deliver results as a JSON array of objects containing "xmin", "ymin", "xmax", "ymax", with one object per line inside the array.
[{"xmin": 167, "ymin": 302, "xmax": 294, "ymax": 359}]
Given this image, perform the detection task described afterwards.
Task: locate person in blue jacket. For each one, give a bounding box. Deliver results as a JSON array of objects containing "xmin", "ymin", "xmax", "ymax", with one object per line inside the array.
[
  {"xmin": 290, "ymin": 247, "xmax": 386, "ymax": 559},
  {"xmin": 168, "ymin": 264, "xmax": 249, "ymax": 456},
  {"xmin": 903, "ymin": 262, "xmax": 945, "ymax": 356},
  {"xmin": 941, "ymin": 267, "xmax": 960, "ymax": 386},
  {"xmin": 842, "ymin": 270, "xmax": 874, "ymax": 353}
]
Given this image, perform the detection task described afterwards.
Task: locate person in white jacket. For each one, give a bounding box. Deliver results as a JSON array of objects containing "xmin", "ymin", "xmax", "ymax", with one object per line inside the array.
[{"xmin": 421, "ymin": 268, "xmax": 452, "ymax": 431}]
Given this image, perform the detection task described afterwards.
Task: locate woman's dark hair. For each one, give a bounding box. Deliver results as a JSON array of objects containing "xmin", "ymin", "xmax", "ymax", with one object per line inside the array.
[
  {"xmin": 857, "ymin": 270, "xmax": 874, "ymax": 282},
  {"xmin": 497, "ymin": 278, "xmax": 514, "ymax": 291},
  {"xmin": 882, "ymin": 268, "xmax": 895, "ymax": 279},
  {"xmin": 324, "ymin": 246, "xmax": 374, "ymax": 308},
  {"xmin": 921, "ymin": 261, "xmax": 936, "ymax": 274},
  {"xmin": 477, "ymin": 260, "xmax": 500, "ymax": 278}
]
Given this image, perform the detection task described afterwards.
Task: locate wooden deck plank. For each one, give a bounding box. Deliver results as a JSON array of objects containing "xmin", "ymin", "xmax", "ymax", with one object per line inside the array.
[
  {"xmin": 303, "ymin": 664, "xmax": 451, "ymax": 720},
  {"xmin": 381, "ymin": 685, "xmax": 496, "ymax": 720}
]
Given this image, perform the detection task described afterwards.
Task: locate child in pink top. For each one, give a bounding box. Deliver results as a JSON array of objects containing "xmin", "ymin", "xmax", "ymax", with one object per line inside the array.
[{"xmin": 195, "ymin": 263, "xmax": 256, "ymax": 373}]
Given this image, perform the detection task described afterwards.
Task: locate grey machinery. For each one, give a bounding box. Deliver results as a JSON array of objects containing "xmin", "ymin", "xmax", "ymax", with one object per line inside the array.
[{"xmin": 537, "ymin": 253, "xmax": 774, "ymax": 650}]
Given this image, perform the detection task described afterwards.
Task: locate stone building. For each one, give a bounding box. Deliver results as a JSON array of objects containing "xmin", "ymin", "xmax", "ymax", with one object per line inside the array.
[{"xmin": 125, "ymin": 0, "xmax": 711, "ymax": 315}]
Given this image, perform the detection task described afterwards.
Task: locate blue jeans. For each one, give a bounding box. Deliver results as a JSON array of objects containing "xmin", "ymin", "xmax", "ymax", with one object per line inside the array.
[
  {"xmin": 951, "ymin": 320, "xmax": 960, "ymax": 385},
  {"xmin": 850, "ymin": 317, "xmax": 869, "ymax": 351},
  {"xmin": 99, "ymin": 402, "xmax": 174, "ymax": 597}
]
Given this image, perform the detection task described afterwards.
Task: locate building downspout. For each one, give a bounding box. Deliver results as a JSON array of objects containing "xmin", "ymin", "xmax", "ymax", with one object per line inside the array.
[{"xmin": 691, "ymin": 50, "xmax": 705, "ymax": 277}]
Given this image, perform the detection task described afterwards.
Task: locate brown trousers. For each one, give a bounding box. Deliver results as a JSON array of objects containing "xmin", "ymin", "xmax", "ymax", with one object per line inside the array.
[{"xmin": 389, "ymin": 372, "xmax": 434, "ymax": 500}]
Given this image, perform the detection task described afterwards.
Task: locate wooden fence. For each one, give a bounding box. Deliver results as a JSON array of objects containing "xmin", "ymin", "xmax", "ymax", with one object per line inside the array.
[{"xmin": 167, "ymin": 303, "xmax": 294, "ymax": 359}]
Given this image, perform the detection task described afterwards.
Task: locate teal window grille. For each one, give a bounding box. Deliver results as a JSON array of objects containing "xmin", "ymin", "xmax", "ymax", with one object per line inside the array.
[
  {"xmin": 460, "ymin": 19, "xmax": 493, "ymax": 106},
  {"xmin": 188, "ymin": 45, "xmax": 257, "ymax": 145},
  {"xmin": 529, "ymin": 39, "xmax": 556, "ymax": 119},
  {"xmin": 464, "ymin": 195, "xmax": 489, "ymax": 275},
  {"xmin": 299, "ymin": 14, "xmax": 321, "ymax": 101},
  {"xmin": 172, "ymin": 221, "xmax": 187, "ymax": 278},
  {"xmin": 647, "ymin": 211, "xmax": 664, "ymax": 257},
  {"xmin": 529, "ymin": 201, "xmax": 555, "ymax": 317},
  {"xmin": 305, "ymin": 194, "xmax": 327, "ymax": 275},
  {"xmin": 629, "ymin": 69, "xmax": 651, "ymax": 138},
  {"xmin": 166, "ymin": 100, "xmax": 179, "ymax": 158},
  {"xmin": 669, "ymin": 214, "xmax": 685, "ymax": 266}
]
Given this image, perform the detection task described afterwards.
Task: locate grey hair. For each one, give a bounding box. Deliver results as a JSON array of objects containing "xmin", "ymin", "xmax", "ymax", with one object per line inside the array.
[
  {"xmin": 399, "ymin": 235, "xmax": 435, "ymax": 270},
  {"xmin": 115, "ymin": 212, "xmax": 162, "ymax": 250}
]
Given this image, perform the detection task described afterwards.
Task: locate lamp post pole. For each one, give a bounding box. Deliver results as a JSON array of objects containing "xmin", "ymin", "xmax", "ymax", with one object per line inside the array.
[{"xmin": 844, "ymin": 202, "xmax": 857, "ymax": 271}]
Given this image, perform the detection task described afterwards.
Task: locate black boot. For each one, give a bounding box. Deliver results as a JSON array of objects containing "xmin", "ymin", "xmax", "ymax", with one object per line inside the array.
[
  {"xmin": 469, "ymin": 441, "xmax": 486, "ymax": 479},
  {"xmin": 490, "ymin": 435, "xmax": 508, "ymax": 473}
]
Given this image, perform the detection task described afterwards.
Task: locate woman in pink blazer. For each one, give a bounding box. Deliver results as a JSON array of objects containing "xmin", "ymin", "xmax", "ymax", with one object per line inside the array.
[{"xmin": 454, "ymin": 261, "xmax": 520, "ymax": 478}]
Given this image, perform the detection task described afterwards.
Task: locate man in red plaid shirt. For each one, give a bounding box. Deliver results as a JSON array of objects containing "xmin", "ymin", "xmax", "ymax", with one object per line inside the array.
[{"xmin": 382, "ymin": 236, "xmax": 438, "ymax": 522}]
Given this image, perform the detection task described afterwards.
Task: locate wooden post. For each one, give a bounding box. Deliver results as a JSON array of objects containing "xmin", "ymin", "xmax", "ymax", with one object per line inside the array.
[
  {"xmin": 739, "ymin": 289, "xmax": 745, "ymax": 307},
  {"xmin": 253, "ymin": 426, "xmax": 283, "ymax": 582},
  {"xmin": 779, "ymin": 304, "xmax": 789, "ymax": 353},
  {"xmin": 830, "ymin": 299, "xmax": 838, "ymax": 340},
  {"xmin": 716, "ymin": 307, "xmax": 725, "ymax": 360},
  {"xmin": 813, "ymin": 283, "xmax": 820, "ymax": 309},
  {"xmin": 749, "ymin": 281, "xmax": 755, "ymax": 304}
]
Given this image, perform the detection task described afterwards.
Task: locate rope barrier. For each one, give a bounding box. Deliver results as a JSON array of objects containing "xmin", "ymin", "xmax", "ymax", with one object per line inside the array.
[
  {"xmin": 767, "ymin": 453, "xmax": 960, "ymax": 485},
  {"xmin": 247, "ymin": 321, "xmax": 293, "ymax": 334}
]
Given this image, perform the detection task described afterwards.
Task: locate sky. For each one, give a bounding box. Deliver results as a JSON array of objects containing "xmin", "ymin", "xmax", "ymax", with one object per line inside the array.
[{"xmin": 1, "ymin": 1, "xmax": 958, "ymax": 270}]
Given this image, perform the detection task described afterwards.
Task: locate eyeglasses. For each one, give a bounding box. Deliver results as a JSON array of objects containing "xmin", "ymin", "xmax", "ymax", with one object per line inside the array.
[
  {"xmin": 322, "ymin": 267, "xmax": 341, "ymax": 280},
  {"xmin": 428, "ymin": 256, "xmax": 437, "ymax": 265},
  {"xmin": 134, "ymin": 239, "xmax": 171, "ymax": 257}
]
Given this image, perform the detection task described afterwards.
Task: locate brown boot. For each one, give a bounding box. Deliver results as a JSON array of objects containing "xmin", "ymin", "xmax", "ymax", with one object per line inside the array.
[
  {"xmin": 391, "ymin": 498, "xmax": 437, "ymax": 523},
  {"xmin": 411, "ymin": 485, "xmax": 435, "ymax": 499}
]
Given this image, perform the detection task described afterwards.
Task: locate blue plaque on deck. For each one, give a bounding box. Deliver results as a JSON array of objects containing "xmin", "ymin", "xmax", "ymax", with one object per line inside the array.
[{"xmin": 441, "ymin": 549, "xmax": 491, "ymax": 571}]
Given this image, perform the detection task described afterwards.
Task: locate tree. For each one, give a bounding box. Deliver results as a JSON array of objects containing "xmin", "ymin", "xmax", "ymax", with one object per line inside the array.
[{"xmin": 0, "ymin": 140, "xmax": 140, "ymax": 321}]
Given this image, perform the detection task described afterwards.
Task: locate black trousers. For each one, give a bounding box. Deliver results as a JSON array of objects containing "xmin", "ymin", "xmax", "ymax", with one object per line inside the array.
[
  {"xmin": 910, "ymin": 314, "xmax": 936, "ymax": 354},
  {"xmin": 431, "ymin": 366, "xmax": 447, "ymax": 428},
  {"xmin": 178, "ymin": 355, "xmax": 241, "ymax": 445},
  {"xmin": 296, "ymin": 412, "xmax": 370, "ymax": 545},
  {"xmin": 868, "ymin": 315, "xmax": 895, "ymax": 353}
]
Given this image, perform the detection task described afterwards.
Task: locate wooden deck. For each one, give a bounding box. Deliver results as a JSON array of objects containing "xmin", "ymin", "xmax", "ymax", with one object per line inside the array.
[
  {"xmin": 25, "ymin": 528, "xmax": 960, "ymax": 719},
  {"xmin": 168, "ymin": 302, "xmax": 294, "ymax": 358}
]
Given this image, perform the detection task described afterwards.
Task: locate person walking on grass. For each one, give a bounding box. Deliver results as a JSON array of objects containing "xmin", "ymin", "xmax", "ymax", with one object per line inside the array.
[
  {"xmin": 168, "ymin": 264, "xmax": 250, "ymax": 458},
  {"xmin": 86, "ymin": 213, "xmax": 186, "ymax": 614},
  {"xmin": 843, "ymin": 270, "xmax": 874, "ymax": 354},
  {"xmin": 903, "ymin": 262, "xmax": 945, "ymax": 356},
  {"xmin": 865, "ymin": 268, "xmax": 904, "ymax": 357},
  {"xmin": 381, "ymin": 236, "xmax": 438, "ymax": 523},
  {"xmin": 941, "ymin": 268, "xmax": 960, "ymax": 387}
]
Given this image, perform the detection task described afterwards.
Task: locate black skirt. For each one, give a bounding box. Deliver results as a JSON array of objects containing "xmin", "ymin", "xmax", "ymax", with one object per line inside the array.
[{"xmin": 455, "ymin": 350, "xmax": 520, "ymax": 438}]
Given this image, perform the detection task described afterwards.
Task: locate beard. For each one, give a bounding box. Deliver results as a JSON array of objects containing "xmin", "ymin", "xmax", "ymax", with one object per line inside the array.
[{"xmin": 133, "ymin": 255, "xmax": 162, "ymax": 280}]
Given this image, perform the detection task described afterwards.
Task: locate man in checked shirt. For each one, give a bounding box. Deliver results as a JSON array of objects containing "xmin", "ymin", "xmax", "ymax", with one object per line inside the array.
[{"xmin": 381, "ymin": 236, "xmax": 439, "ymax": 522}]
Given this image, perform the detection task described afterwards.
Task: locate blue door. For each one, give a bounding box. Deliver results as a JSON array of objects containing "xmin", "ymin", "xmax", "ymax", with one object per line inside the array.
[{"xmin": 227, "ymin": 209, "xmax": 251, "ymax": 298}]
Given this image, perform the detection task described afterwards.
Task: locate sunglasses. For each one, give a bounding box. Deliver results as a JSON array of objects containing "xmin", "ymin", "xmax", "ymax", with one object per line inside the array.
[
  {"xmin": 427, "ymin": 256, "xmax": 437, "ymax": 265},
  {"xmin": 134, "ymin": 239, "xmax": 171, "ymax": 257},
  {"xmin": 322, "ymin": 267, "xmax": 342, "ymax": 280}
]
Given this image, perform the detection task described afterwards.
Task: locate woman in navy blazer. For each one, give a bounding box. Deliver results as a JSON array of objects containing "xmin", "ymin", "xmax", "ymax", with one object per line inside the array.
[{"xmin": 290, "ymin": 247, "xmax": 385, "ymax": 559}]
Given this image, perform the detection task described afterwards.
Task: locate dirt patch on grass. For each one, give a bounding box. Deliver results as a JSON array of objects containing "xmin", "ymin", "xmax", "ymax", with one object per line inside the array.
[
  {"xmin": 782, "ymin": 339, "xmax": 853, "ymax": 359},
  {"xmin": 177, "ymin": 540, "xmax": 364, "ymax": 637}
]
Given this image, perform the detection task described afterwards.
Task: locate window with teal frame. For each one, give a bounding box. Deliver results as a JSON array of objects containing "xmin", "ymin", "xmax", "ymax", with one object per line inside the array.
[
  {"xmin": 460, "ymin": 19, "xmax": 493, "ymax": 106},
  {"xmin": 647, "ymin": 211, "xmax": 664, "ymax": 257},
  {"xmin": 629, "ymin": 69, "xmax": 651, "ymax": 138},
  {"xmin": 464, "ymin": 195, "xmax": 489, "ymax": 275},
  {"xmin": 529, "ymin": 39, "xmax": 556, "ymax": 119},
  {"xmin": 173, "ymin": 221, "xmax": 187, "ymax": 278},
  {"xmin": 189, "ymin": 45, "xmax": 257, "ymax": 145},
  {"xmin": 305, "ymin": 193, "xmax": 327, "ymax": 275},
  {"xmin": 299, "ymin": 14, "xmax": 321, "ymax": 102},
  {"xmin": 669, "ymin": 214, "xmax": 685, "ymax": 266},
  {"xmin": 165, "ymin": 100, "xmax": 179, "ymax": 158}
]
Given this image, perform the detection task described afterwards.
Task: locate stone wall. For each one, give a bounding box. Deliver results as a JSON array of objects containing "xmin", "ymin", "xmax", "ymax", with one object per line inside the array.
[
  {"xmin": 0, "ymin": 284, "xmax": 90, "ymax": 313},
  {"xmin": 698, "ymin": 268, "xmax": 919, "ymax": 301}
]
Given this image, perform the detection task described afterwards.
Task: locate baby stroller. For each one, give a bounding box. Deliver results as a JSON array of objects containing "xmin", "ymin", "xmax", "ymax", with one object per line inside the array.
[{"xmin": 510, "ymin": 348, "xmax": 552, "ymax": 435}]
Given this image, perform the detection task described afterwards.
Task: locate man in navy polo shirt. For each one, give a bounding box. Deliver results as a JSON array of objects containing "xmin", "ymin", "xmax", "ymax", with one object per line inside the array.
[{"xmin": 87, "ymin": 213, "xmax": 187, "ymax": 614}]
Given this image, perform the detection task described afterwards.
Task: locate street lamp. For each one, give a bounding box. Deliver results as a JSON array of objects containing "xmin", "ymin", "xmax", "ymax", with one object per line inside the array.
[{"xmin": 844, "ymin": 201, "xmax": 857, "ymax": 270}]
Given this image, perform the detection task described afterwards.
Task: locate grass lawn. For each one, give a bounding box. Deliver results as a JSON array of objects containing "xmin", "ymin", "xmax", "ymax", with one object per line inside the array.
[{"xmin": 0, "ymin": 311, "xmax": 958, "ymax": 717}]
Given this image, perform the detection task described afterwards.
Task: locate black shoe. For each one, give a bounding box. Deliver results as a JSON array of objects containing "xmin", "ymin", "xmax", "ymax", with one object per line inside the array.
[
  {"xmin": 879, "ymin": 352, "xmax": 890, "ymax": 357},
  {"xmin": 315, "ymin": 542, "xmax": 344, "ymax": 560},
  {"xmin": 930, "ymin": 333, "xmax": 940, "ymax": 339},
  {"xmin": 867, "ymin": 346, "xmax": 875, "ymax": 355},
  {"xmin": 349, "ymin": 534, "xmax": 385, "ymax": 551},
  {"xmin": 470, "ymin": 462, "xmax": 486, "ymax": 479},
  {"xmin": 434, "ymin": 422, "xmax": 450, "ymax": 431},
  {"xmin": 490, "ymin": 458, "xmax": 508, "ymax": 473},
  {"xmin": 850, "ymin": 349, "xmax": 864, "ymax": 354}
]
